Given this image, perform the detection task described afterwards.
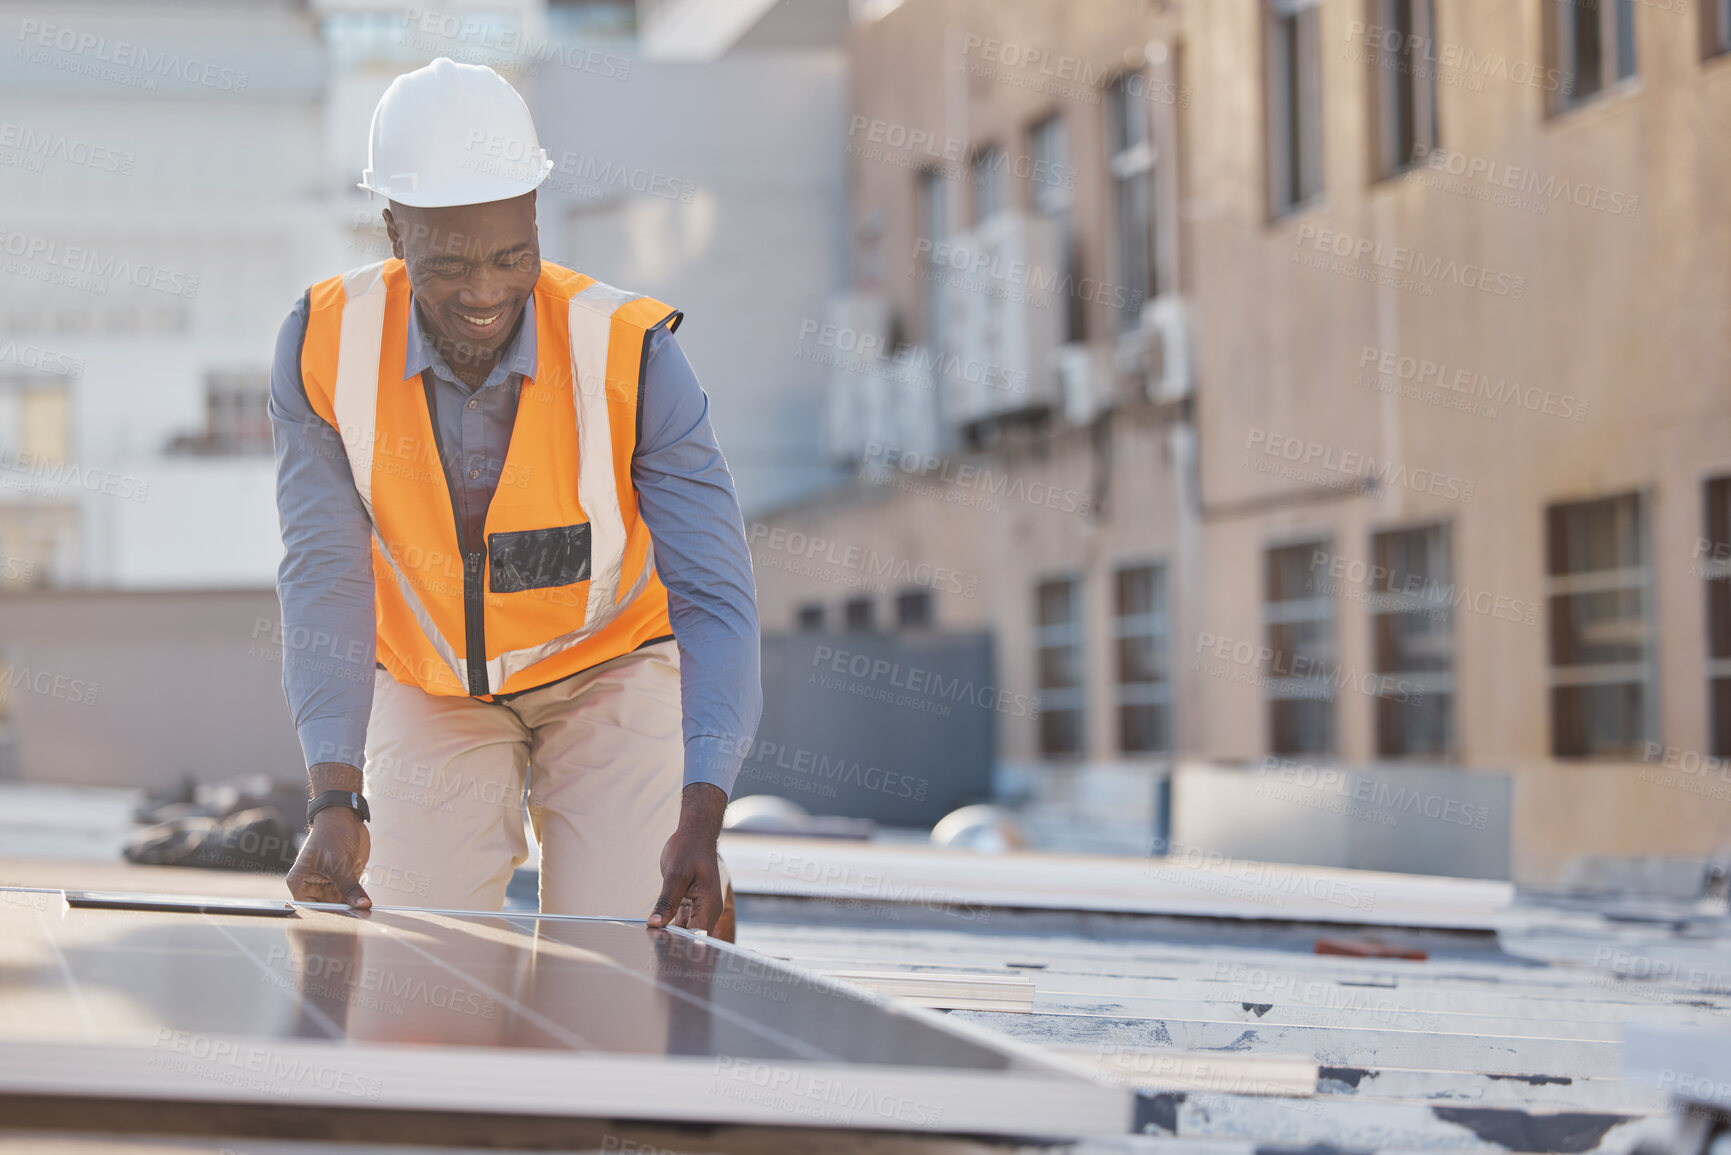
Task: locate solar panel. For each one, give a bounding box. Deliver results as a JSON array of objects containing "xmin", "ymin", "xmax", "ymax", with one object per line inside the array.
[{"xmin": 0, "ymin": 887, "xmax": 1130, "ymax": 1137}]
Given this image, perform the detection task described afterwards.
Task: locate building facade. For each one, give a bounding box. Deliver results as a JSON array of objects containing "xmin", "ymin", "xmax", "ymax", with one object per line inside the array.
[
  {"xmin": 753, "ymin": 0, "xmax": 1731, "ymax": 884},
  {"xmin": 0, "ymin": 0, "xmax": 848, "ymax": 592},
  {"xmin": 0, "ymin": 0, "xmax": 852, "ymax": 787}
]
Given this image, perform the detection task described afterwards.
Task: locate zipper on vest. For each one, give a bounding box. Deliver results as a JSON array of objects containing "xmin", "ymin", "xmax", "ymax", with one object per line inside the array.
[
  {"xmin": 462, "ymin": 549, "xmax": 487, "ymax": 696},
  {"xmin": 422, "ymin": 370, "xmax": 489, "ymax": 697}
]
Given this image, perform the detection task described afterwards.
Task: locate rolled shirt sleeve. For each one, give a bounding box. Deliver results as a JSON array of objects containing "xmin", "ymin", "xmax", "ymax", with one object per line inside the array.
[
  {"xmin": 268, "ymin": 294, "xmax": 378, "ymax": 772},
  {"xmin": 631, "ymin": 328, "xmax": 763, "ymax": 797}
]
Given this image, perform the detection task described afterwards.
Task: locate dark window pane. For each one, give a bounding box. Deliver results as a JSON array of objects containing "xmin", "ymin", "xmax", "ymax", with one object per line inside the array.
[
  {"xmin": 1391, "ymin": 0, "xmax": 1418, "ymax": 165},
  {"xmin": 1038, "ymin": 646, "xmax": 1082, "ymax": 690},
  {"xmin": 1548, "ymin": 588, "xmax": 1648, "ymax": 666},
  {"xmin": 1040, "ymin": 709, "xmax": 1084, "ymax": 756},
  {"xmin": 1714, "ymin": 678, "xmax": 1731, "ymax": 758},
  {"xmin": 1615, "ymin": 0, "xmax": 1636, "ymax": 79},
  {"xmin": 1115, "ymin": 566, "xmax": 1160, "ymax": 615},
  {"xmin": 1371, "ymin": 525, "xmax": 1454, "ymax": 756},
  {"xmin": 1374, "ymin": 522, "xmax": 1447, "ymax": 590},
  {"xmin": 1295, "ymin": 5, "xmax": 1323, "ymax": 198},
  {"xmin": 1570, "ymin": 0, "xmax": 1604, "ymax": 101},
  {"xmin": 1546, "ymin": 494, "xmax": 1650, "ymax": 757},
  {"xmin": 971, "ymin": 147, "xmax": 1005, "ymax": 224},
  {"xmin": 1552, "ymin": 683, "xmax": 1645, "ymax": 758},
  {"xmin": 1114, "ymin": 170, "xmax": 1153, "ymax": 324},
  {"xmin": 1707, "ymin": 478, "xmax": 1731, "ymax": 659},
  {"xmin": 1374, "ymin": 607, "xmax": 1453, "ymax": 674},
  {"xmin": 1119, "ymin": 704, "xmax": 1167, "ymax": 753},
  {"xmin": 795, "ymin": 604, "xmax": 825, "ymax": 632},
  {"xmin": 896, "ymin": 589, "xmax": 933, "ymax": 629},
  {"xmin": 1267, "ymin": 542, "xmax": 1324, "ymax": 602},
  {"xmin": 1116, "ymin": 635, "xmax": 1162, "ymax": 684},
  {"xmin": 1114, "ymin": 564, "xmax": 1168, "ymax": 754},
  {"xmin": 1037, "ymin": 579, "xmax": 1078, "ymax": 627},
  {"xmin": 1280, "ymin": 12, "xmax": 1303, "ymax": 205},
  {"xmin": 917, "ymin": 169, "xmax": 947, "ymax": 350},
  {"xmin": 1709, "ymin": 477, "xmax": 1731, "ymax": 554},
  {"xmin": 844, "ymin": 597, "xmax": 875, "ymax": 630},
  {"xmin": 1547, "ymin": 494, "xmax": 1644, "ymax": 575},
  {"xmin": 1269, "ymin": 619, "xmax": 1335, "ymax": 679},
  {"xmin": 1267, "ymin": 539, "xmax": 1334, "ymax": 754},
  {"xmin": 1271, "ymin": 698, "xmax": 1334, "ymax": 756},
  {"xmin": 1376, "ymin": 692, "xmax": 1453, "ymax": 758},
  {"xmin": 1036, "ymin": 575, "xmax": 1084, "ymax": 756}
]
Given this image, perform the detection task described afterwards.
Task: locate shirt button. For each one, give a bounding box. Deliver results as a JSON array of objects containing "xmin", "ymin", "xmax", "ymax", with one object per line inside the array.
[
  {"xmin": 468, "ymin": 468, "xmax": 480, "ymax": 480},
  {"xmin": 466, "ymin": 398, "xmax": 478, "ymax": 410}
]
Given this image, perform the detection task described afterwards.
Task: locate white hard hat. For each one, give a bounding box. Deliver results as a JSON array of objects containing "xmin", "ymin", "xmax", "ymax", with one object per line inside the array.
[{"xmin": 358, "ymin": 57, "xmax": 554, "ymax": 208}]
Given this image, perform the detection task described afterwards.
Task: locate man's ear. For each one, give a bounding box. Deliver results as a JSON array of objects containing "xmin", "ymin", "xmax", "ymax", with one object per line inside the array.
[{"xmin": 382, "ymin": 207, "xmax": 405, "ymax": 260}]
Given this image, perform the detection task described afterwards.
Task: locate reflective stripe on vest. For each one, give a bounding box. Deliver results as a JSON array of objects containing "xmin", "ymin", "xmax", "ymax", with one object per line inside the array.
[{"xmin": 299, "ymin": 258, "xmax": 676, "ymax": 699}]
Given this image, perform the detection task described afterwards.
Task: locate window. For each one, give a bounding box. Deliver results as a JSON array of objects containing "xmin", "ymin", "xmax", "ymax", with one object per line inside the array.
[
  {"xmin": 321, "ymin": 9, "xmax": 434, "ymax": 69},
  {"xmin": 1106, "ymin": 73, "xmax": 1157, "ymax": 329},
  {"xmin": 795, "ymin": 603, "xmax": 826, "ymax": 632},
  {"xmin": 1035, "ymin": 577, "xmax": 1085, "ymax": 756},
  {"xmin": 546, "ymin": 0, "xmax": 636, "ymax": 42},
  {"xmin": 1705, "ymin": 0, "xmax": 1731, "ymax": 58},
  {"xmin": 1114, "ymin": 564, "xmax": 1170, "ymax": 753},
  {"xmin": 1371, "ymin": 525, "xmax": 1454, "ymax": 756},
  {"xmin": 209, "ymin": 373, "xmax": 272, "ymax": 454},
  {"xmin": 1703, "ymin": 478, "xmax": 1731, "ymax": 754},
  {"xmin": 896, "ymin": 588, "xmax": 933, "ymax": 629},
  {"xmin": 167, "ymin": 372, "xmax": 272, "ymax": 456},
  {"xmin": 1266, "ymin": 540, "xmax": 1336, "ymax": 755},
  {"xmin": 0, "ymin": 378, "xmax": 71, "ymax": 465},
  {"xmin": 971, "ymin": 146, "xmax": 1006, "ymax": 225},
  {"xmin": 19, "ymin": 384, "xmax": 70, "ymax": 463},
  {"xmin": 1546, "ymin": 493, "xmax": 1653, "ymax": 757},
  {"xmin": 1029, "ymin": 114, "xmax": 1082, "ymax": 342},
  {"xmin": 843, "ymin": 596, "xmax": 876, "ymax": 631},
  {"xmin": 916, "ymin": 168, "xmax": 948, "ymax": 353},
  {"xmin": 0, "ymin": 503, "xmax": 76, "ymax": 589},
  {"xmin": 1266, "ymin": 0, "xmax": 1324, "ymax": 214},
  {"xmin": 1551, "ymin": 0, "xmax": 1637, "ymax": 113},
  {"xmin": 1369, "ymin": 0, "xmax": 1439, "ymax": 177}
]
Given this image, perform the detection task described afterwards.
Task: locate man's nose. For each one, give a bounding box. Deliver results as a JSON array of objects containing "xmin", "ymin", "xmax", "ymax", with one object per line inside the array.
[{"xmin": 456, "ymin": 266, "xmax": 510, "ymax": 308}]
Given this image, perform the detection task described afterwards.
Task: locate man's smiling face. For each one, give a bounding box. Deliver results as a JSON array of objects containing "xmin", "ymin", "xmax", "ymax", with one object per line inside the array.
[{"xmin": 383, "ymin": 191, "xmax": 541, "ymax": 374}]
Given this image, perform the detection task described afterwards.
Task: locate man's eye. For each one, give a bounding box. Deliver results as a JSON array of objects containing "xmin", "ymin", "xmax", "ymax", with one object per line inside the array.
[{"xmin": 424, "ymin": 260, "xmax": 466, "ymax": 277}]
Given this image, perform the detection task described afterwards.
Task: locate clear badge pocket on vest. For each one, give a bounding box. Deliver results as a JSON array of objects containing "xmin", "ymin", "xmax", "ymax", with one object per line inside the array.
[{"xmin": 488, "ymin": 523, "xmax": 593, "ymax": 593}]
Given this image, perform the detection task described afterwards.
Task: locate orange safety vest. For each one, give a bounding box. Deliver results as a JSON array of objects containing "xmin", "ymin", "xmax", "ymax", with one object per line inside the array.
[{"xmin": 298, "ymin": 258, "xmax": 676, "ymax": 699}]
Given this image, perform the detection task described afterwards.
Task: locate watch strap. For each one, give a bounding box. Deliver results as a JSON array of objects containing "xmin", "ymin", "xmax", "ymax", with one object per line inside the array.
[{"xmin": 307, "ymin": 789, "xmax": 370, "ymax": 827}]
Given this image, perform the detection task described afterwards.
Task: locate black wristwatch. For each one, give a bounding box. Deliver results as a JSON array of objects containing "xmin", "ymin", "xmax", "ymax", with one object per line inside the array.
[{"xmin": 307, "ymin": 789, "xmax": 370, "ymax": 828}]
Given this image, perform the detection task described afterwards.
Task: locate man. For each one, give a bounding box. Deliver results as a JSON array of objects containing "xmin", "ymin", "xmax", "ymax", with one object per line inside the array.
[{"xmin": 270, "ymin": 58, "xmax": 759, "ymax": 937}]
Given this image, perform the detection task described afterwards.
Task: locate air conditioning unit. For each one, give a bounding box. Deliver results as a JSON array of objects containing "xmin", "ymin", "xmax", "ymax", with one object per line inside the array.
[
  {"xmin": 937, "ymin": 212, "xmax": 1062, "ymax": 429},
  {"xmin": 1057, "ymin": 343, "xmax": 1115, "ymax": 425},
  {"xmin": 885, "ymin": 354, "xmax": 940, "ymax": 462},
  {"xmin": 818, "ymin": 293, "xmax": 891, "ymax": 464},
  {"xmin": 1117, "ymin": 294, "xmax": 1192, "ymax": 404}
]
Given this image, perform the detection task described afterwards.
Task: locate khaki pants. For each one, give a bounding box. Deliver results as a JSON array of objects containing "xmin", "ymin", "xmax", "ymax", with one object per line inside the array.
[{"xmin": 360, "ymin": 639, "xmax": 685, "ymax": 918}]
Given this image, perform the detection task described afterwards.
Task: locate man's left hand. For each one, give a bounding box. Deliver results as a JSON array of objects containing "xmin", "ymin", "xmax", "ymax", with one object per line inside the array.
[{"xmin": 648, "ymin": 782, "xmax": 728, "ymax": 933}]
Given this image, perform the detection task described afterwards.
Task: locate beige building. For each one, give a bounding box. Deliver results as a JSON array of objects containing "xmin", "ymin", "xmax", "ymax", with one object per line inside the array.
[{"xmin": 754, "ymin": 0, "xmax": 1731, "ymax": 884}]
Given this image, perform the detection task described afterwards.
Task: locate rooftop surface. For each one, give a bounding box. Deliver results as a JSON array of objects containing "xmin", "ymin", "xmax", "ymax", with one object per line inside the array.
[{"xmin": 0, "ymin": 783, "xmax": 1726, "ymax": 1154}]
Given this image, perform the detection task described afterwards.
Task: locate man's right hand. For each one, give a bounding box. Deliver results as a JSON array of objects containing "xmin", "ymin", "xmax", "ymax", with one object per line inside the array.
[
  {"xmin": 287, "ymin": 762, "xmax": 373, "ymax": 908},
  {"xmin": 288, "ymin": 808, "xmax": 372, "ymax": 908}
]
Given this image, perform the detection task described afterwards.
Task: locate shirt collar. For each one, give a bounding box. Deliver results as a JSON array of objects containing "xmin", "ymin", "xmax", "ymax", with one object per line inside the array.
[{"xmin": 404, "ymin": 293, "xmax": 538, "ymax": 387}]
